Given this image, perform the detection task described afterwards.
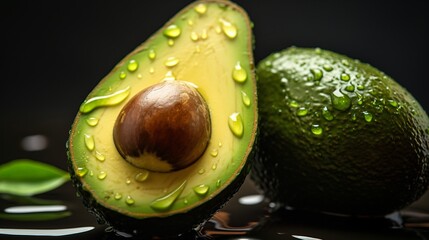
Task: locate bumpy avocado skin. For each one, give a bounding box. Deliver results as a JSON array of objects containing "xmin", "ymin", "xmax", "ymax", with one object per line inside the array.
[
  {"xmin": 252, "ymin": 47, "xmax": 429, "ymax": 216},
  {"xmin": 66, "ymin": 0, "xmax": 257, "ymax": 239}
]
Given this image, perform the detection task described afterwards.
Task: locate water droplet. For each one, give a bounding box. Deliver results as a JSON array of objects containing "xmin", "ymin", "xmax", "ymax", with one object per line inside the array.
[
  {"xmin": 77, "ymin": 167, "xmax": 88, "ymax": 177},
  {"xmin": 215, "ymin": 25, "xmax": 222, "ymax": 34},
  {"xmin": 183, "ymin": 199, "xmax": 188, "ymax": 204},
  {"xmin": 311, "ymin": 124, "xmax": 323, "ymax": 135},
  {"xmin": 119, "ymin": 71, "xmax": 127, "ymax": 80},
  {"xmin": 219, "ymin": 18, "xmax": 237, "ymax": 39},
  {"xmin": 211, "ymin": 163, "xmax": 217, "ymax": 170},
  {"xmin": 228, "ymin": 112, "xmax": 244, "ymax": 138},
  {"xmin": 190, "ymin": 31, "xmax": 199, "ymax": 41},
  {"xmin": 84, "ymin": 134, "xmax": 95, "ymax": 151},
  {"xmin": 135, "ymin": 170, "xmax": 149, "ymax": 182},
  {"xmin": 194, "ymin": 3, "xmax": 207, "ymax": 14},
  {"xmin": 164, "ymin": 71, "xmax": 176, "ymax": 80},
  {"xmin": 167, "ymin": 39, "xmax": 175, "ymax": 46},
  {"xmin": 310, "ymin": 68, "xmax": 323, "ymax": 81},
  {"xmin": 89, "ymin": 170, "xmax": 93, "ymax": 176},
  {"xmin": 195, "ymin": 45, "xmax": 201, "ymax": 53},
  {"xmin": 201, "ymin": 29, "xmax": 208, "ymax": 40},
  {"xmin": 163, "ymin": 24, "xmax": 181, "ymax": 38},
  {"xmin": 345, "ymin": 84, "xmax": 355, "ymax": 92},
  {"xmin": 126, "ymin": 178, "xmax": 131, "ymax": 185},
  {"xmin": 351, "ymin": 113, "xmax": 357, "ymax": 121},
  {"xmin": 210, "ymin": 149, "xmax": 218, "ymax": 157},
  {"xmin": 341, "ymin": 59, "xmax": 350, "ymax": 66},
  {"xmin": 95, "ymin": 151, "xmax": 105, "ymax": 162},
  {"xmin": 289, "ymin": 100, "xmax": 299, "ymax": 108},
  {"xmin": 315, "ymin": 48, "xmax": 322, "ymax": 54},
  {"xmin": 388, "ymin": 100, "xmax": 398, "ymax": 108},
  {"xmin": 79, "ymin": 87, "xmax": 131, "ymax": 113},
  {"xmin": 216, "ymin": 179, "xmax": 221, "ymax": 188},
  {"xmin": 198, "ymin": 168, "xmax": 205, "ymax": 175},
  {"xmin": 164, "ymin": 57, "xmax": 179, "ymax": 67},
  {"xmin": 363, "ymin": 111, "xmax": 373, "ymax": 122},
  {"xmin": 323, "ymin": 64, "xmax": 333, "ymax": 71},
  {"xmin": 137, "ymin": 74, "xmax": 142, "ymax": 79},
  {"xmin": 241, "ymin": 91, "xmax": 251, "ymax": 106},
  {"xmin": 125, "ymin": 196, "xmax": 135, "ymax": 206},
  {"xmin": 357, "ymin": 85, "xmax": 365, "ymax": 90},
  {"xmin": 150, "ymin": 181, "xmax": 186, "ymax": 211},
  {"xmin": 149, "ymin": 67, "xmax": 155, "ymax": 74},
  {"xmin": 148, "ymin": 49, "xmax": 156, "ymax": 60},
  {"xmin": 232, "ymin": 61, "xmax": 247, "ymax": 83},
  {"xmin": 296, "ymin": 107, "xmax": 308, "ymax": 117},
  {"xmin": 322, "ymin": 106, "xmax": 334, "ymax": 121},
  {"xmin": 331, "ymin": 89, "xmax": 351, "ymax": 111},
  {"xmin": 340, "ymin": 73, "xmax": 350, "ymax": 81},
  {"xmin": 114, "ymin": 193, "xmax": 122, "ymax": 200},
  {"xmin": 127, "ymin": 59, "xmax": 138, "ymax": 72},
  {"xmin": 193, "ymin": 184, "xmax": 209, "ymax": 196},
  {"xmin": 97, "ymin": 171, "xmax": 107, "ymax": 180},
  {"xmin": 86, "ymin": 117, "xmax": 99, "ymax": 126},
  {"xmin": 218, "ymin": 142, "xmax": 223, "ymax": 147}
]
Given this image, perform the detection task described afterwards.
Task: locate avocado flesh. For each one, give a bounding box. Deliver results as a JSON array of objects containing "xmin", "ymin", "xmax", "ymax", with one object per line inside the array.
[
  {"xmin": 253, "ymin": 47, "xmax": 429, "ymax": 216},
  {"xmin": 67, "ymin": 0, "xmax": 256, "ymax": 235}
]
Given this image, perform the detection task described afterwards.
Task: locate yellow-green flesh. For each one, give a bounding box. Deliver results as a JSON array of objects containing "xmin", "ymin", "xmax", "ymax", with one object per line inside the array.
[{"xmin": 69, "ymin": 1, "xmax": 256, "ymax": 218}]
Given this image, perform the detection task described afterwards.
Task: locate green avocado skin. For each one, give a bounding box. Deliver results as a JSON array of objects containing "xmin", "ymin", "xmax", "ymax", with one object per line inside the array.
[{"xmin": 252, "ymin": 47, "xmax": 429, "ymax": 216}]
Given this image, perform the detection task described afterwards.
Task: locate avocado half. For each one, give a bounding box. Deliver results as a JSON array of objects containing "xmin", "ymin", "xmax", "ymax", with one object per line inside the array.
[{"xmin": 67, "ymin": 0, "xmax": 257, "ymax": 237}]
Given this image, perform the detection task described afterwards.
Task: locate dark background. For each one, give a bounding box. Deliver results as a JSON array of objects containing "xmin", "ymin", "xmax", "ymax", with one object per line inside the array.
[{"xmin": 2, "ymin": 0, "xmax": 428, "ymax": 169}]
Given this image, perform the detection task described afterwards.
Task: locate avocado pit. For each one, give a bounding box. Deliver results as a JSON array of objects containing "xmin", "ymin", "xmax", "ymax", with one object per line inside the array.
[{"xmin": 113, "ymin": 80, "xmax": 211, "ymax": 172}]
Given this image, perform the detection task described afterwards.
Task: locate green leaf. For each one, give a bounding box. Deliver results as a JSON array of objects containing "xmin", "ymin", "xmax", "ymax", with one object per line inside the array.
[{"xmin": 0, "ymin": 159, "xmax": 70, "ymax": 196}]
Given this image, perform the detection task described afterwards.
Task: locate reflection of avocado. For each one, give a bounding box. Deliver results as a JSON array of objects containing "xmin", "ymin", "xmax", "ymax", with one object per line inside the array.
[
  {"xmin": 67, "ymin": 0, "xmax": 257, "ymax": 237},
  {"xmin": 252, "ymin": 47, "xmax": 429, "ymax": 216}
]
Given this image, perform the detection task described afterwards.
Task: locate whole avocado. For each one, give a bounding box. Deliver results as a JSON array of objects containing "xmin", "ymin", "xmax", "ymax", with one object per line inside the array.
[{"xmin": 252, "ymin": 46, "xmax": 429, "ymax": 216}]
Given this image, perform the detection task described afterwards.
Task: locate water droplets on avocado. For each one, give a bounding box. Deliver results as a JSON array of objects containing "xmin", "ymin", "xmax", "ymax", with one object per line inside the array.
[
  {"xmin": 149, "ymin": 67, "xmax": 155, "ymax": 74},
  {"xmin": 95, "ymin": 151, "xmax": 105, "ymax": 162},
  {"xmin": 210, "ymin": 149, "xmax": 218, "ymax": 157},
  {"xmin": 241, "ymin": 91, "xmax": 251, "ymax": 106},
  {"xmin": 357, "ymin": 85, "xmax": 365, "ymax": 90},
  {"xmin": 79, "ymin": 87, "xmax": 131, "ymax": 113},
  {"xmin": 150, "ymin": 180, "xmax": 186, "ymax": 211},
  {"xmin": 164, "ymin": 57, "xmax": 179, "ymax": 67},
  {"xmin": 119, "ymin": 71, "xmax": 127, "ymax": 80},
  {"xmin": 77, "ymin": 167, "xmax": 88, "ymax": 177},
  {"xmin": 345, "ymin": 84, "xmax": 355, "ymax": 92},
  {"xmin": 331, "ymin": 89, "xmax": 351, "ymax": 111},
  {"xmin": 310, "ymin": 68, "xmax": 323, "ymax": 81},
  {"xmin": 341, "ymin": 59, "xmax": 350, "ymax": 66},
  {"xmin": 311, "ymin": 124, "xmax": 323, "ymax": 135},
  {"xmin": 114, "ymin": 193, "xmax": 122, "ymax": 200},
  {"xmin": 194, "ymin": 3, "xmax": 207, "ymax": 14},
  {"xmin": 232, "ymin": 61, "xmax": 247, "ymax": 83},
  {"xmin": 125, "ymin": 178, "xmax": 131, "ymax": 185},
  {"xmin": 163, "ymin": 24, "xmax": 181, "ymax": 38},
  {"xmin": 84, "ymin": 134, "xmax": 95, "ymax": 151},
  {"xmin": 216, "ymin": 179, "xmax": 222, "ymax": 188},
  {"xmin": 127, "ymin": 59, "xmax": 139, "ymax": 72},
  {"xmin": 190, "ymin": 31, "xmax": 199, "ymax": 41},
  {"xmin": 323, "ymin": 64, "xmax": 333, "ymax": 72},
  {"xmin": 363, "ymin": 111, "xmax": 373, "ymax": 122},
  {"xmin": 340, "ymin": 73, "xmax": 350, "ymax": 81},
  {"xmin": 148, "ymin": 49, "xmax": 156, "ymax": 60},
  {"xmin": 296, "ymin": 107, "xmax": 308, "ymax": 117},
  {"xmin": 212, "ymin": 163, "xmax": 217, "ymax": 170},
  {"xmin": 97, "ymin": 171, "xmax": 107, "ymax": 180},
  {"xmin": 125, "ymin": 196, "xmax": 135, "ymax": 206},
  {"xmin": 135, "ymin": 170, "xmax": 149, "ymax": 182},
  {"xmin": 86, "ymin": 117, "xmax": 99, "ymax": 126},
  {"xmin": 219, "ymin": 18, "xmax": 237, "ymax": 39},
  {"xmin": 198, "ymin": 168, "xmax": 206, "ymax": 175},
  {"xmin": 228, "ymin": 112, "xmax": 244, "ymax": 138},
  {"xmin": 201, "ymin": 29, "xmax": 208, "ymax": 40},
  {"xmin": 193, "ymin": 184, "xmax": 210, "ymax": 196},
  {"xmin": 289, "ymin": 100, "xmax": 299, "ymax": 108},
  {"xmin": 164, "ymin": 71, "xmax": 176, "ymax": 81},
  {"xmin": 388, "ymin": 100, "xmax": 399, "ymax": 108},
  {"xmin": 168, "ymin": 39, "xmax": 175, "ymax": 46},
  {"xmin": 322, "ymin": 106, "xmax": 334, "ymax": 121}
]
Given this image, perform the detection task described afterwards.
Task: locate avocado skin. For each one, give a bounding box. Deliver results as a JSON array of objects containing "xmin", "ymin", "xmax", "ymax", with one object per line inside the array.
[
  {"xmin": 252, "ymin": 47, "xmax": 429, "ymax": 216},
  {"xmin": 66, "ymin": 143, "xmax": 252, "ymax": 238}
]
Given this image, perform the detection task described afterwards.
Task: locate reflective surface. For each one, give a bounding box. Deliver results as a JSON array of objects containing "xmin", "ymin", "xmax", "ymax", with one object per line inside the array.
[{"xmin": 1, "ymin": 173, "xmax": 428, "ymax": 239}]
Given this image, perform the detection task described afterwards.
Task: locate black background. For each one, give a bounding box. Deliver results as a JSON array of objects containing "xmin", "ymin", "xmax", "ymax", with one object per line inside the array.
[{"xmin": 2, "ymin": 0, "xmax": 428, "ymax": 169}]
